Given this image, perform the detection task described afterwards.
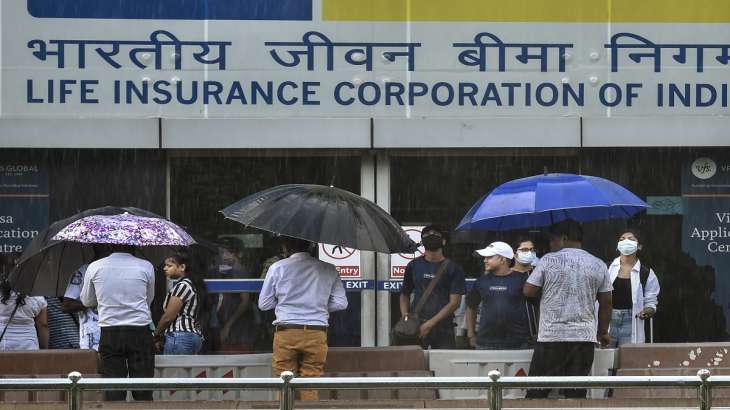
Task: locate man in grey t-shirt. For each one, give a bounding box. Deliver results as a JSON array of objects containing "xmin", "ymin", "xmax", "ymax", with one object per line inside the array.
[{"xmin": 523, "ymin": 220, "xmax": 612, "ymax": 399}]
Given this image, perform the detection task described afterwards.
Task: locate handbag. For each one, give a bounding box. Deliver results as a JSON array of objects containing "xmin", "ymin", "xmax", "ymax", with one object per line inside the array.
[{"xmin": 391, "ymin": 259, "xmax": 450, "ymax": 346}]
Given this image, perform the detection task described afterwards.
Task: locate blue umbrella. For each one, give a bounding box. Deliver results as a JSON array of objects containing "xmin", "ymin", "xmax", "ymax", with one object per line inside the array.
[{"xmin": 456, "ymin": 173, "xmax": 649, "ymax": 231}]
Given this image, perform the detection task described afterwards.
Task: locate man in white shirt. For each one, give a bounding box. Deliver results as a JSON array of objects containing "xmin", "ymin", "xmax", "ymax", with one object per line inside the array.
[
  {"xmin": 80, "ymin": 245, "xmax": 155, "ymax": 401},
  {"xmin": 258, "ymin": 236, "xmax": 348, "ymax": 401}
]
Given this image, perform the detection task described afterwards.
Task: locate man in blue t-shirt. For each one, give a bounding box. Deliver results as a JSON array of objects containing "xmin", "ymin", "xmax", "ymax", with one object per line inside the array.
[
  {"xmin": 400, "ymin": 225, "xmax": 466, "ymax": 349},
  {"xmin": 466, "ymin": 241, "xmax": 531, "ymax": 350}
]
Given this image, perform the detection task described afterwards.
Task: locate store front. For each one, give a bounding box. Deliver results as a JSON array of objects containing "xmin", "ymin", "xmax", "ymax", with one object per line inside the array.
[{"xmin": 2, "ymin": 1, "xmax": 730, "ymax": 351}]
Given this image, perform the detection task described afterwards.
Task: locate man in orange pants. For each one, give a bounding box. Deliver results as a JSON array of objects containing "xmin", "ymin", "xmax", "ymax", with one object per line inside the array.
[{"xmin": 258, "ymin": 236, "xmax": 348, "ymax": 400}]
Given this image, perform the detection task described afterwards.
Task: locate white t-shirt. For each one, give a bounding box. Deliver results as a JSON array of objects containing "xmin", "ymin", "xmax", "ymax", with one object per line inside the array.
[
  {"xmin": 0, "ymin": 293, "xmax": 47, "ymax": 350},
  {"xmin": 527, "ymin": 248, "xmax": 612, "ymax": 343},
  {"xmin": 64, "ymin": 264, "xmax": 101, "ymax": 350}
]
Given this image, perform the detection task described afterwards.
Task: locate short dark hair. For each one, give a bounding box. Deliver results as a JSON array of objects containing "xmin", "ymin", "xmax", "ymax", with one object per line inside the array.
[
  {"xmin": 421, "ymin": 225, "xmax": 449, "ymax": 242},
  {"xmin": 549, "ymin": 219, "xmax": 583, "ymax": 242},
  {"xmin": 619, "ymin": 228, "xmax": 641, "ymax": 243},
  {"xmin": 513, "ymin": 236, "xmax": 534, "ymax": 250},
  {"xmin": 280, "ymin": 236, "xmax": 312, "ymax": 253}
]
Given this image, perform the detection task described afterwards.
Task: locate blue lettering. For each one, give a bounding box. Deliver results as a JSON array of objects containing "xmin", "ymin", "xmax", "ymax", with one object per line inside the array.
[
  {"xmin": 126, "ymin": 81, "xmax": 148, "ymax": 104},
  {"xmin": 80, "ymin": 80, "xmax": 99, "ymax": 104},
  {"xmin": 226, "ymin": 82, "xmax": 248, "ymax": 104},
  {"xmin": 251, "ymin": 81, "xmax": 273, "ymax": 105},
  {"xmin": 302, "ymin": 82, "xmax": 320, "ymax": 106},
  {"xmin": 536, "ymin": 83, "xmax": 558, "ymax": 107},
  {"xmin": 408, "ymin": 83, "xmax": 428, "ymax": 106},
  {"xmin": 696, "ymin": 84, "xmax": 717, "ymax": 107},
  {"xmin": 335, "ymin": 82, "xmax": 355, "ymax": 105},
  {"xmin": 152, "ymin": 80, "xmax": 172, "ymax": 104},
  {"xmin": 358, "ymin": 82, "xmax": 381, "ymax": 106},
  {"xmin": 625, "ymin": 83, "xmax": 642, "ymax": 107},
  {"xmin": 431, "ymin": 82, "xmax": 454, "ymax": 106},
  {"xmin": 563, "ymin": 83, "xmax": 584, "ymax": 106},
  {"xmin": 669, "ymin": 83, "xmax": 690, "ymax": 107},
  {"xmin": 203, "ymin": 81, "xmax": 224, "ymax": 105},
  {"xmin": 599, "ymin": 83, "xmax": 622, "ymax": 107},
  {"xmin": 458, "ymin": 83, "xmax": 478, "ymax": 106},
  {"xmin": 480, "ymin": 83, "xmax": 502, "ymax": 106},
  {"xmin": 176, "ymin": 81, "xmax": 198, "ymax": 105},
  {"xmin": 277, "ymin": 81, "xmax": 298, "ymax": 105},
  {"xmin": 386, "ymin": 82, "xmax": 406, "ymax": 106},
  {"xmin": 503, "ymin": 83, "xmax": 520, "ymax": 106},
  {"xmin": 27, "ymin": 80, "xmax": 43, "ymax": 103}
]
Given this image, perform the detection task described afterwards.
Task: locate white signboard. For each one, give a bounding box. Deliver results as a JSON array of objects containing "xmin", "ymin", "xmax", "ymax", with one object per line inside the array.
[
  {"xmin": 3, "ymin": 1, "xmax": 730, "ymax": 118},
  {"xmin": 318, "ymin": 243, "xmax": 361, "ymax": 278},
  {"xmin": 390, "ymin": 226, "xmax": 425, "ymax": 279}
]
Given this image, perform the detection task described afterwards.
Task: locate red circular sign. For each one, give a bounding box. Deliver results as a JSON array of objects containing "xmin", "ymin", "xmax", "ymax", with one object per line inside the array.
[
  {"xmin": 323, "ymin": 244, "xmax": 356, "ymax": 260},
  {"xmin": 398, "ymin": 228, "xmax": 424, "ymax": 260}
]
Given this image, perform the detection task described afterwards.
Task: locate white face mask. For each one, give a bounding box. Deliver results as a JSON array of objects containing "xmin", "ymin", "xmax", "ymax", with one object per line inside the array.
[
  {"xmin": 516, "ymin": 251, "xmax": 536, "ymax": 265},
  {"xmin": 617, "ymin": 239, "xmax": 639, "ymax": 256}
]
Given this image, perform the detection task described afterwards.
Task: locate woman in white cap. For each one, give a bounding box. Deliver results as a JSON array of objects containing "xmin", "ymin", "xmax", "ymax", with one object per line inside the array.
[
  {"xmin": 606, "ymin": 229, "xmax": 660, "ymax": 346},
  {"xmin": 465, "ymin": 241, "xmax": 531, "ymax": 350}
]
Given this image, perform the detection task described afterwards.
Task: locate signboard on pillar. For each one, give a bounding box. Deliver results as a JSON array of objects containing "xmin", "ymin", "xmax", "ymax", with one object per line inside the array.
[
  {"xmin": 681, "ymin": 155, "xmax": 730, "ymax": 331},
  {"xmin": 389, "ymin": 226, "xmax": 425, "ymax": 279},
  {"xmin": 318, "ymin": 243, "xmax": 361, "ymax": 278},
  {"xmin": 0, "ymin": 162, "xmax": 48, "ymax": 257}
]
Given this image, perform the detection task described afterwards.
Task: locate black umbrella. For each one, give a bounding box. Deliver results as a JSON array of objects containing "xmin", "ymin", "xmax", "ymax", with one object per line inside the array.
[
  {"xmin": 220, "ymin": 184, "xmax": 417, "ymax": 254},
  {"xmin": 8, "ymin": 206, "xmax": 164, "ymax": 296}
]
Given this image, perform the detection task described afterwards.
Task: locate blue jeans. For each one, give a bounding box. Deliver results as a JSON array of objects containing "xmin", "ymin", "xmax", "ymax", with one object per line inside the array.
[
  {"xmin": 609, "ymin": 309, "xmax": 633, "ymax": 348},
  {"xmin": 163, "ymin": 331, "xmax": 202, "ymax": 355}
]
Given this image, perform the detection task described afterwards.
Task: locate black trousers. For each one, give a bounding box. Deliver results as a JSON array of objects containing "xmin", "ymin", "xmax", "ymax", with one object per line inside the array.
[
  {"xmin": 525, "ymin": 342, "xmax": 595, "ymax": 399},
  {"xmin": 99, "ymin": 326, "xmax": 154, "ymax": 401}
]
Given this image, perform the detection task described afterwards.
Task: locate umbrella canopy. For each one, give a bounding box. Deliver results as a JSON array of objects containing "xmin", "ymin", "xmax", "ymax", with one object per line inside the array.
[
  {"xmin": 9, "ymin": 206, "xmax": 171, "ymax": 296},
  {"xmin": 456, "ymin": 173, "xmax": 649, "ymax": 231},
  {"xmin": 221, "ymin": 184, "xmax": 417, "ymax": 253},
  {"xmin": 53, "ymin": 213, "xmax": 196, "ymax": 246}
]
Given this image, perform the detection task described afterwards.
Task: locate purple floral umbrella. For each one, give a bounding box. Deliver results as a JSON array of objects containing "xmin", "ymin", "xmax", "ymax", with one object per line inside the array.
[{"xmin": 52, "ymin": 213, "xmax": 196, "ymax": 246}]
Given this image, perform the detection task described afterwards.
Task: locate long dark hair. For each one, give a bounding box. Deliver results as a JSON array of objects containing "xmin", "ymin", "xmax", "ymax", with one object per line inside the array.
[
  {"xmin": 0, "ymin": 278, "xmax": 25, "ymax": 306},
  {"xmin": 166, "ymin": 252, "xmax": 209, "ymax": 318}
]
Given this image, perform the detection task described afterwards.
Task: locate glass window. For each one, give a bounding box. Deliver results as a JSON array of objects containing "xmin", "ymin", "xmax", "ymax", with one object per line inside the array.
[{"xmin": 170, "ymin": 151, "xmax": 363, "ymax": 352}]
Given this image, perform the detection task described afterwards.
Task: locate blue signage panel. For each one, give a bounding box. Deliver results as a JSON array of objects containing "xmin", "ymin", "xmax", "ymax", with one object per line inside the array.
[
  {"xmin": 27, "ymin": 0, "xmax": 312, "ymax": 21},
  {"xmin": 204, "ymin": 279, "xmax": 375, "ymax": 293}
]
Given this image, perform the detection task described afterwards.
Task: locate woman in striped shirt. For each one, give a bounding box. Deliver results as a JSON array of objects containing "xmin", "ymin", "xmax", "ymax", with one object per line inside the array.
[{"xmin": 154, "ymin": 253, "xmax": 205, "ymax": 354}]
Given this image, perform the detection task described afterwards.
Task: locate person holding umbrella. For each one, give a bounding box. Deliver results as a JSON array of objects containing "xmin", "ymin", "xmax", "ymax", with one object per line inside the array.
[
  {"xmin": 80, "ymin": 244, "xmax": 156, "ymax": 401},
  {"xmin": 399, "ymin": 226, "xmax": 466, "ymax": 349},
  {"xmin": 523, "ymin": 220, "xmax": 612, "ymax": 399},
  {"xmin": 258, "ymin": 236, "xmax": 348, "ymax": 401}
]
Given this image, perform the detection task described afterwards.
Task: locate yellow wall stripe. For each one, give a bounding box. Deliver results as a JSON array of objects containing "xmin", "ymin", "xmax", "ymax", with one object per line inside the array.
[{"xmin": 323, "ymin": 0, "xmax": 730, "ymax": 23}]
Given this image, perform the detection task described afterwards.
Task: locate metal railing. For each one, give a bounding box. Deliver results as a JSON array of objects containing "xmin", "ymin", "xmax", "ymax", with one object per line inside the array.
[{"xmin": 0, "ymin": 369, "xmax": 721, "ymax": 410}]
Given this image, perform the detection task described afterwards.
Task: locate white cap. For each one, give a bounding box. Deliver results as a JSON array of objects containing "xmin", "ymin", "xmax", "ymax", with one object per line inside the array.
[{"xmin": 476, "ymin": 241, "xmax": 514, "ymax": 259}]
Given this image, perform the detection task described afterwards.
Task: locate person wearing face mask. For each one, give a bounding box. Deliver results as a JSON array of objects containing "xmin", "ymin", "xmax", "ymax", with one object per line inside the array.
[
  {"xmin": 606, "ymin": 229, "xmax": 660, "ymax": 346},
  {"xmin": 400, "ymin": 225, "xmax": 466, "ymax": 349},
  {"xmin": 512, "ymin": 238, "xmax": 539, "ymax": 340},
  {"xmin": 513, "ymin": 239, "xmax": 538, "ymax": 274},
  {"xmin": 465, "ymin": 242, "xmax": 531, "ymax": 350}
]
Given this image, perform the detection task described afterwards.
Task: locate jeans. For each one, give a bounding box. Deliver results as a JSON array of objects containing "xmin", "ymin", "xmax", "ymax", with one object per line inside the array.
[
  {"xmin": 609, "ymin": 309, "xmax": 633, "ymax": 348},
  {"xmin": 163, "ymin": 331, "xmax": 202, "ymax": 355}
]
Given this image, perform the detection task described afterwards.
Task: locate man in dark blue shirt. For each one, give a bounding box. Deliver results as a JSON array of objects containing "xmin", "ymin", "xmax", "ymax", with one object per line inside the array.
[
  {"xmin": 466, "ymin": 241, "xmax": 531, "ymax": 350},
  {"xmin": 400, "ymin": 226, "xmax": 466, "ymax": 349}
]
